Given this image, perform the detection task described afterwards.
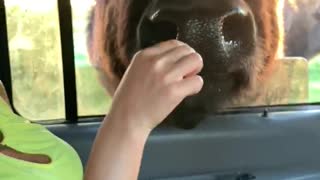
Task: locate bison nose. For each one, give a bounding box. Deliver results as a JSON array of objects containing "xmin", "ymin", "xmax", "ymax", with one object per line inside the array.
[{"xmin": 137, "ymin": 0, "xmax": 256, "ymax": 55}]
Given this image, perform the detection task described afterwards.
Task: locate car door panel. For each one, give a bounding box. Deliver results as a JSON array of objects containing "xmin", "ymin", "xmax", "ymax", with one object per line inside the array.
[{"xmin": 47, "ymin": 109, "xmax": 320, "ymax": 180}]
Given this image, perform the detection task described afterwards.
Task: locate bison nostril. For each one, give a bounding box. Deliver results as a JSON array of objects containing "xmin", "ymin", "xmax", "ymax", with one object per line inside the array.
[
  {"xmin": 151, "ymin": 21, "xmax": 178, "ymax": 42},
  {"xmin": 222, "ymin": 8, "xmax": 254, "ymax": 44},
  {"xmin": 139, "ymin": 19, "xmax": 178, "ymax": 48}
]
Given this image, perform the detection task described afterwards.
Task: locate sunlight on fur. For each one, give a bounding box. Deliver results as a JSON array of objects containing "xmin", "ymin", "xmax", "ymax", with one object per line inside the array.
[{"xmin": 277, "ymin": 0, "xmax": 285, "ymax": 58}]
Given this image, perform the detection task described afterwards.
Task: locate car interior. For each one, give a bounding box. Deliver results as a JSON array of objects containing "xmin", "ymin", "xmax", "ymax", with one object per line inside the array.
[{"xmin": 1, "ymin": 0, "xmax": 320, "ymax": 179}]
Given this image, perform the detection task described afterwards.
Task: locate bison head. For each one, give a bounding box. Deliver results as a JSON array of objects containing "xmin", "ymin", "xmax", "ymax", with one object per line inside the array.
[{"xmin": 88, "ymin": 0, "xmax": 284, "ymax": 128}]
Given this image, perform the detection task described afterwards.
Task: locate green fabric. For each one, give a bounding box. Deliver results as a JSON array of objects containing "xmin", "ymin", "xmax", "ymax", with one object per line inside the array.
[{"xmin": 0, "ymin": 98, "xmax": 83, "ymax": 180}]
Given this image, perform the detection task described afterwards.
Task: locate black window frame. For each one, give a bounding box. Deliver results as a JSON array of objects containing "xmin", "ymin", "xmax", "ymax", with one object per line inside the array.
[
  {"xmin": 0, "ymin": 0, "xmax": 320, "ymax": 124},
  {"xmin": 0, "ymin": 0, "xmax": 12, "ymax": 106},
  {"xmin": 57, "ymin": 0, "xmax": 78, "ymax": 123}
]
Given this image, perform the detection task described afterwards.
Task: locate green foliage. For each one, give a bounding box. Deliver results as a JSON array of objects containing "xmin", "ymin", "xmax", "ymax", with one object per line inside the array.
[
  {"xmin": 7, "ymin": 5, "xmax": 111, "ymax": 121},
  {"xmin": 76, "ymin": 67, "xmax": 111, "ymax": 117},
  {"xmin": 7, "ymin": 5, "xmax": 65, "ymax": 120},
  {"xmin": 309, "ymin": 56, "xmax": 320, "ymax": 102}
]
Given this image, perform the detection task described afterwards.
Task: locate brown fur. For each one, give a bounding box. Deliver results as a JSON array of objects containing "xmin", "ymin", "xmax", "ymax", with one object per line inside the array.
[
  {"xmin": 88, "ymin": 0, "xmax": 283, "ymax": 95},
  {"xmin": 88, "ymin": 0, "xmax": 285, "ymax": 128}
]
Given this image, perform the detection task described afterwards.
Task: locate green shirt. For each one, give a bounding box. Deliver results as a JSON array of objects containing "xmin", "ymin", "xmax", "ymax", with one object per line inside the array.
[{"xmin": 0, "ymin": 98, "xmax": 83, "ymax": 180}]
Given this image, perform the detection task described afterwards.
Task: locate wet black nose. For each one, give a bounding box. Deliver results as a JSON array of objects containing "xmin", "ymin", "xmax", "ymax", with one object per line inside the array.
[{"xmin": 137, "ymin": 0, "xmax": 256, "ymax": 59}]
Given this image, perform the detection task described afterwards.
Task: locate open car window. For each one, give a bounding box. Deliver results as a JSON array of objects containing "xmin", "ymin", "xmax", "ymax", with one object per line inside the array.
[{"xmin": 0, "ymin": 0, "xmax": 319, "ymax": 122}]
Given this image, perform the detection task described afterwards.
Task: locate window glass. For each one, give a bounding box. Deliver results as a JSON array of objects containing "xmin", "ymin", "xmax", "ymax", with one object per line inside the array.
[
  {"xmin": 6, "ymin": 0, "xmax": 65, "ymax": 120},
  {"xmin": 71, "ymin": 0, "xmax": 112, "ymax": 117}
]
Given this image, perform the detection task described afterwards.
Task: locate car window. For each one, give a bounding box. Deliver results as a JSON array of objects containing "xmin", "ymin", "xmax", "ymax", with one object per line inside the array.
[
  {"xmin": 6, "ymin": 0, "xmax": 65, "ymax": 120},
  {"xmin": 5, "ymin": 0, "xmax": 110, "ymax": 121},
  {"xmin": 2, "ymin": 0, "xmax": 320, "ymax": 122}
]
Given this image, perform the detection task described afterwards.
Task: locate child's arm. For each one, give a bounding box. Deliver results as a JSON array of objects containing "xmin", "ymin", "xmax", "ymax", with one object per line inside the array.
[{"xmin": 85, "ymin": 40, "xmax": 204, "ymax": 180}]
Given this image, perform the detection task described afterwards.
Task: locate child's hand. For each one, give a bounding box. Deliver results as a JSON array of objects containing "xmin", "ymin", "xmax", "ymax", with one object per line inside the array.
[
  {"xmin": 108, "ymin": 40, "xmax": 204, "ymax": 133},
  {"xmin": 86, "ymin": 40, "xmax": 203, "ymax": 180}
]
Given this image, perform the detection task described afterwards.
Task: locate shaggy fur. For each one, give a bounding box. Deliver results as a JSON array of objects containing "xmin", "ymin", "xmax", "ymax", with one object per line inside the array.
[{"xmin": 88, "ymin": 0, "xmax": 285, "ymax": 128}]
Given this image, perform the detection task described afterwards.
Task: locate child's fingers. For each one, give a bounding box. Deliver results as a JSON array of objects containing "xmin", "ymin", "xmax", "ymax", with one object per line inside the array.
[
  {"xmin": 159, "ymin": 45, "xmax": 196, "ymax": 64},
  {"xmin": 169, "ymin": 53, "xmax": 203, "ymax": 79},
  {"xmin": 169, "ymin": 75, "xmax": 204, "ymax": 99},
  {"xmin": 144, "ymin": 40, "xmax": 185, "ymax": 56}
]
